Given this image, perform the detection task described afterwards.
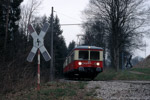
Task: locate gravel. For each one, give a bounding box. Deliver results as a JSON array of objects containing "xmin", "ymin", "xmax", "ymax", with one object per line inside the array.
[{"xmin": 86, "ymin": 81, "xmax": 150, "ymax": 100}]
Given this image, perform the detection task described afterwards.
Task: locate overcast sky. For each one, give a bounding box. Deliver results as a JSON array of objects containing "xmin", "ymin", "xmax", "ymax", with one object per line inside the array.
[
  {"xmin": 22, "ymin": 0, "xmax": 150, "ymax": 58},
  {"xmin": 22, "ymin": 0, "xmax": 89, "ymax": 46}
]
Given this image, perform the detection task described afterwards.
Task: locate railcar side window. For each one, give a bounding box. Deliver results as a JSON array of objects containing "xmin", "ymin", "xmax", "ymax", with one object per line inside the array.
[
  {"xmin": 71, "ymin": 53, "xmax": 74, "ymax": 62},
  {"xmin": 79, "ymin": 51, "xmax": 88, "ymax": 60},
  {"xmin": 90, "ymin": 51, "xmax": 100, "ymax": 60}
]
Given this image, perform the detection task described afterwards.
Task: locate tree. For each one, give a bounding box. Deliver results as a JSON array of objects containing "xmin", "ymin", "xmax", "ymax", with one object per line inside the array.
[
  {"xmin": 53, "ymin": 16, "xmax": 67, "ymax": 77},
  {"xmin": 83, "ymin": 20, "xmax": 107, "ymax": 67},
  {"xmin": 67, "ymin": 40, "xmax": 76, "ymax": 54},
  {"xmin": 83, "ymin": 0, "xmax": 150, "ymax": 71},
  {"xmin": 0, "ymin": 0, "xmax": 32, "ymax": 94},
  {"xmin": 19, "ymin": 0, "xmax": 42, "ymax": 41},
  {"xmin": 131, "ymin": 56, "xmax": 144, "ymax": 66},
  {"xmin": 0, "ymin": 0, "xmax": 23, "ymax": 61},
  {"xmin": 45, "ymin": 15, "xmax": 67, "ymax": 78}
]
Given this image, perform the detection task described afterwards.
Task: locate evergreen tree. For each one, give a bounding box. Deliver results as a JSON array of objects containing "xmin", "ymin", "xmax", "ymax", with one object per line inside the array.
[
  {"xmin": 0, "ymin": 0, "xmax": 23, "ymax": 61},
  {"xmin": 45, "ymin": 15, "xmax": 67, "ymax": 78},
  {"xmin": 67, "ymin": 40, "xmax": 76, "ymax": 54},
  {"xmin": 53, "ymin": 16, "xmax": 67, "ymax": 77}
]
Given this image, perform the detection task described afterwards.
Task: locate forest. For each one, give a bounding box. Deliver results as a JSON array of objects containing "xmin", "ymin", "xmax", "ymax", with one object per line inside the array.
[{"xmin": 0, "ymin": 0, "xmax": 150, "ymax": 94}]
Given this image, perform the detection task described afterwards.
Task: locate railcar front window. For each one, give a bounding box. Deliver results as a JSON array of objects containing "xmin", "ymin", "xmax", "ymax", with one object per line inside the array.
[
  {"xmin": 79, "ymin": 51, "xmax": 88, "ymax": 60},
  {"xmin": 90, "ymin": 51, "xmax": 100, "ymax": 60}
]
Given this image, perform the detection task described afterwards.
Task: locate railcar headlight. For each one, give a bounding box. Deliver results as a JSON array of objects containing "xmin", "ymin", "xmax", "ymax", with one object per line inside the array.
[
  {"xmin": 78, "ymin": 62, "xmax": 82, "ymax": 65},
  {"xmin": 96, "ymin": 62, "xmax": 100, "ymax": 66}
]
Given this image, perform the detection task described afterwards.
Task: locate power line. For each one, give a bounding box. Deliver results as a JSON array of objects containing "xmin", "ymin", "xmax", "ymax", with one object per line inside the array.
[
  {"xmin": 54, "ymin": 11, "xmax": 82, "ymax": 22},
  {"xmin": 60, "ymin": 22, "xmax": 96, "ymax": 26},
  {"xmin": 60, "ymin": 24, "xmax": 82, "ymax": 26},
  {"xmin": 54, "ymin": 10, "xmax": 99, "ymax": 26}
]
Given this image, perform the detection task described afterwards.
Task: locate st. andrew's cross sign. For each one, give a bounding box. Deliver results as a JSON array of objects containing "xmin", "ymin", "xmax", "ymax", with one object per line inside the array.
[{"xmin": 27, "ymin": 23, "xmax": 51, "ymax": 62}]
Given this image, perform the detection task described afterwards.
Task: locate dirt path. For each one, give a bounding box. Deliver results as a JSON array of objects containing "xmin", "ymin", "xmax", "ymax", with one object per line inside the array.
[
  {"xmin": 129, "ymin": 71, "xmax": 149, "ymax": 75},
  {"xmin": 86, "ymin": 81, "xmax": 150, "ymax": 100}
]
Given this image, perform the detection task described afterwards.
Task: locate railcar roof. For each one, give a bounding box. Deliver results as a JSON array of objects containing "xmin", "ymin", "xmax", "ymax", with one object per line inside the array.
[{"xmin": 74, "ymin": 46, "xmax": 103, "ymax": 50}]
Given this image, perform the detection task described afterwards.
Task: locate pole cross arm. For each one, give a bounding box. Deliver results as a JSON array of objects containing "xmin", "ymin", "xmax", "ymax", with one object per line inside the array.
[
  {"xmin": 28, "ymin": 24, "xmax": 38, "ymax": 38},
  {"xmin": 39, "ymin": 23, "xmax": 50, "ymax": 38},
  {"xmin": 27, "ymin": 47, "xmax": 38, "ymax": 62},
  {"xmin": 39, "ymin": 46, "xmax": 51, "ymax": 61},
  {"xmin": 27, "ymin": 23, "xmax": 51, "ymax": 62}
]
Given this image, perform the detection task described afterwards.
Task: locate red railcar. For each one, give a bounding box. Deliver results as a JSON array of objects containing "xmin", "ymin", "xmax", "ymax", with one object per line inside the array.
[{"xmin": 63, "ymin": 46, "xmax": 103, "ymax": 79}]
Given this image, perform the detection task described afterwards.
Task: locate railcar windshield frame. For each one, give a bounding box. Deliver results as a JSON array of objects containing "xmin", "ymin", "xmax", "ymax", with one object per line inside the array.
[
  {"xmin": 90, "ymin": 51, "xmax": 100, "ymax": 60},
  {"xmin": 79, "ymin": 51, "xmax": 89, "ymax": 60},
  {"xmin": 78, "ymin": 50, "xmax": 100, "ymax": 61}
]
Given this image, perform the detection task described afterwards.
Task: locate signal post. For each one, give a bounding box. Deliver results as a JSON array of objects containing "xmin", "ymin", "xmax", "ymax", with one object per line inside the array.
[{"xmin": 27, "ymin": 23, "xmax": 51, "ymax": 91}]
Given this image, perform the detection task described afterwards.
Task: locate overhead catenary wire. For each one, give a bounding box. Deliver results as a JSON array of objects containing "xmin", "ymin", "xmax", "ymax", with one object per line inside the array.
[
  {"xmin": 60, "ymin": 22, "xmax": 96, "ymax": 26},
  {"xmin": 54, "ymin": 11, "xmax": 82, "ymax": 22},
  {"xmin": 54, "ymin": 10, "xmax": 96, "ymax": 26},
  {"xmin": 60, "ymin": 24, "xmax": 82, "ymax": 26}
]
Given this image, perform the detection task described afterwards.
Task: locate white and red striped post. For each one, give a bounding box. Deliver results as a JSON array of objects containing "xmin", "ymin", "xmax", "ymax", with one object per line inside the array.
[{"xmin": 37, "ymin": 49, "xmax": 40, "ymax": 91}]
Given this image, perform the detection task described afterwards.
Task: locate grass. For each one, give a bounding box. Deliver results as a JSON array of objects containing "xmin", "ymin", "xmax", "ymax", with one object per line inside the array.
[
  {"xmin": 130, "ymin": 67, "xmax": 150, "ymax": 75},
  {"xmin": 2, "ymin": 68, "xmax": 150, "ymax": 100},
  {"xmin": 78, "ymin": 81, "xmax": 86, "ymax": 89},
  {"xmin": 37, "ymin": 88, "xmax": 76, "ymax": 100},
  {"xmin": 95, "ymin": 67, "xmax": 150, "ymax": 81},
  {"xmin": 2, "ymin": 81, "xmax": 96, "ymax": 100},
  {"xmin": 94, "ymin": 68, "xmax": 117, "ymax": 81}
]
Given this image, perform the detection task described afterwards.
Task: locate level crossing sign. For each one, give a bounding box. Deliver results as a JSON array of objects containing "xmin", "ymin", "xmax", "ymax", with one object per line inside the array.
[{"xmin": 27, "ymin": 23, "xmax": 51, "ymax": 62}]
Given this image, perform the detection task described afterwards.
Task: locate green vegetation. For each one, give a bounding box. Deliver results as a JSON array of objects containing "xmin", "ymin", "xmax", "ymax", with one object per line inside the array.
[
  {"xmin": 2, "ymin": 67, "xmax": 150, "ymax": 100},
  {"xmin": 2, "ymin": 81, "xmax": 99, "ymax": 100},
  {"xmin": 95, "ymin": 67, "xmax": 150, "ymax": 81},
  {"xmin": 95, "ymin": 69, "xmax": 117, "ymax": 80},
  {"xmin": 86, "ymin": 88, "xmax": 96, "ymax": 97},
  {"xmin": 130, "ymin": 67, "xmax": 150, "ymax": 75}
]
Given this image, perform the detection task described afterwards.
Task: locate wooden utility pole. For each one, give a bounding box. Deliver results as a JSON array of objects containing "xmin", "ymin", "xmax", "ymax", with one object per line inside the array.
[{"xmin": 50, "ymin": 7, "xmax": 54, "ymax": 81}]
